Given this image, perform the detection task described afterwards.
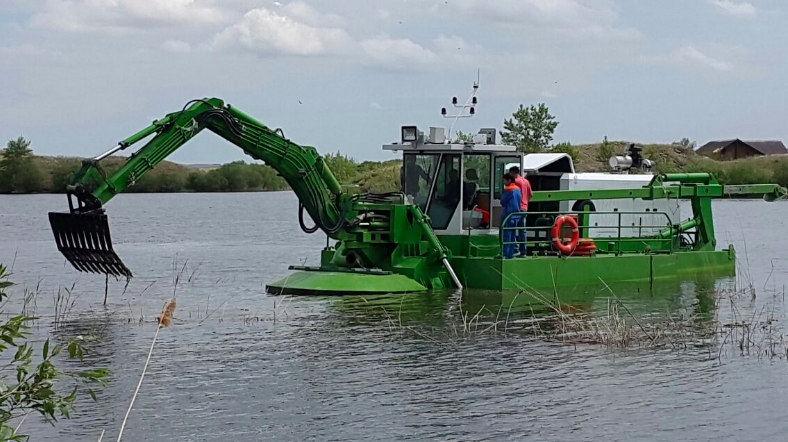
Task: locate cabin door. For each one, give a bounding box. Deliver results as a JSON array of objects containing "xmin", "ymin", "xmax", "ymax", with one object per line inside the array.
[{"xmin": 491, "ymin": 154, "xmax": 523, "ymax": 228}]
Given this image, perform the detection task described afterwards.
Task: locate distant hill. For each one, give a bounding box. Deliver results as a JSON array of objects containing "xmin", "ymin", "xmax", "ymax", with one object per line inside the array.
[
  {"xmin": 183, "ymin": 163, "xmax": 222, "ymax": 170},
  {"xmin": 4, "ymin": 146, "xmax": 787, "ymax": 194},
  {"xmin": 567, "ymin": 141, "xmax": 788, "ymax": 187}
]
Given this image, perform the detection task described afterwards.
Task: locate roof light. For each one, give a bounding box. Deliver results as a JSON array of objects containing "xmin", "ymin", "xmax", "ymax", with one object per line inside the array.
[{"xmin": 401, "ymin": 126, "xmax": 418, "ymax": 144}]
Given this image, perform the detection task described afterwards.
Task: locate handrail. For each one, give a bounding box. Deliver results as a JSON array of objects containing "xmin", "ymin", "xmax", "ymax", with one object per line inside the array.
[{"xmin": 498, "ymin": 210, "xmax": 689, "ymax": 257}]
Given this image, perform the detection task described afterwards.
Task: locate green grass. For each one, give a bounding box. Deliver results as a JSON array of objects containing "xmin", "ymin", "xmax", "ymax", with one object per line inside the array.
[
  {"xmin": 571, "ymin": 141, "xmax": 788, "ymax": 187},
  {"xmin": 9, "ymin": 144, "xmax": 788, "ymax": 195}
]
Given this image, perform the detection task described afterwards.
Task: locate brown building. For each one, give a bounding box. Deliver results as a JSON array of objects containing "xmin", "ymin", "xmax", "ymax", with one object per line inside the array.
[{"xmin": 697, "ymin": 139, "xmax": 787, "ymax": 160}]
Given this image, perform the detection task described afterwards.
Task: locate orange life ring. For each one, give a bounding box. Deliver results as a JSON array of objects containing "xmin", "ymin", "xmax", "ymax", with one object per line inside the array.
[
  {"xmin": 552, "ymin": 215, "xmax": 580, "ymax": 255},
  {"xmin": 571, "ymin": 239, "xmax": 597, "ymax": 256}
]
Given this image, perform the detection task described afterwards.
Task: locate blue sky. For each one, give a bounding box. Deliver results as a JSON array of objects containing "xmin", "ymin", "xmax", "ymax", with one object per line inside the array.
[{"xmin": 1, "ymin": 0, "xmax": 786, "ymax": 163}]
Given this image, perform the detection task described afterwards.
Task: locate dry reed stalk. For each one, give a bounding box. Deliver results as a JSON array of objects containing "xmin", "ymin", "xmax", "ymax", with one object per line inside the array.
[{"xmin": 115, "ymin": 299, "xmax": 176, "ymax": 442}]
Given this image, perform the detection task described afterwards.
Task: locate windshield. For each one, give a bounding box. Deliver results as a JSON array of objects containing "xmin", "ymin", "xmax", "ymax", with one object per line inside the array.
[
  {"xmin": 426, "ymin": 154, "xmax": 462, "ymax": 230},
  {"xmin": 401, "ymin": 153, "xmax": 438, "ymax": 211}
]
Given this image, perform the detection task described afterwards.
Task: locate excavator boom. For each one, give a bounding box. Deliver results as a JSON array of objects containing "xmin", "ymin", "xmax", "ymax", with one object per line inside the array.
[{"xmin": 49, "ymin": 98, "xmax": 458, "ymax": 291}]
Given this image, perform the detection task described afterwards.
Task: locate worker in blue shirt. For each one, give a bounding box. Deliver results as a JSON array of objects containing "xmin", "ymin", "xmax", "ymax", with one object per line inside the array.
[{"xmin": 500, "ymin": 173, "xmax": 523, "ymax": 259}]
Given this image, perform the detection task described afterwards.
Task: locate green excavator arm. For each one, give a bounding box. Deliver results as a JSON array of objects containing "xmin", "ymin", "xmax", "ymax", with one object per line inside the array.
[
  {"xmin": 64, "ymin": 98, "xmax": 345, "ymax": 234},
  {"xmin": 49, "ymin": 98, "xmax": 460, "ymax": 291}
]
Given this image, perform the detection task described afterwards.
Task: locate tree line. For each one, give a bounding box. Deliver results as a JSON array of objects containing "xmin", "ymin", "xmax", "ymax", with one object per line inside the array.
[
  {"xmin": 0, "ymin": 138, "xmax": 398, "ymax": 194},
  {"xmin": 4, "ymin": 104, "xmax": 788, "ymax": 195}
]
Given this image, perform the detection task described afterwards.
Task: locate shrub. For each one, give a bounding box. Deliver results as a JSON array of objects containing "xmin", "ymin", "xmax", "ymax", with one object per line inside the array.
[
  {"xmin": 725, "ymin": 163, "xmax": 773, "ymax": 185},
  {"xmin": 0, "ymin": 137, "xmax": 44, "ymax": 193},
  {"xmin": 597, "ymin": 136, "xmax": 616, "ymax": 164},
  {"xmin": 771, "ymin": 161, "xmax": 788, "ymax": 188},
  {"xmin": 49, "ymin": 159, "xmax": 82, "ymax": 192},
  {"xmin": 0, "ymin": 265, "xmax": 107, "ymax": 439},
  {"xmin": 551, "ymin": 142, "xmax": 579, "ymax": 163}
]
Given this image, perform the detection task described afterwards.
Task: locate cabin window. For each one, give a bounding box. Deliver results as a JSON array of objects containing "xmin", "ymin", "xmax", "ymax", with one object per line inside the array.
[
  {"xmin": 401, "ymin": 153, "xmax": 439, "ymax": 211},
  {"xmin": 426, "ymin": 154, "xmax": 462, "ymax": 229},
  {"xmin": 463, "ymin": 153, "xmax": 492, "ymax": 229},
  {"xmin": 493, "ymin": 155, "xmax": 522, "ymax": 200}
]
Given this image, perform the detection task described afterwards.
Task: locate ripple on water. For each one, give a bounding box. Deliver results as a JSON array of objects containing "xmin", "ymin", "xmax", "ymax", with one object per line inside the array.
[{"xmin": 2, "ymin": 194, "xmax": 788, "ymax": 441}]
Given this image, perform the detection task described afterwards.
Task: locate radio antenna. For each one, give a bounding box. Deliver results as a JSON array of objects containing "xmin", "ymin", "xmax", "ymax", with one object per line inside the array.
[{"xmin": 441, "ymin": 72, "xmax": 480, "ymax": 142}]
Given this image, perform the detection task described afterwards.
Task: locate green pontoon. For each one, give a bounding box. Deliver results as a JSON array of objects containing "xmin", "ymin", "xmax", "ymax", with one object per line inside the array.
[{"xmin": 47, "ymin": 98, "xmax": 786, "ymax": 295}]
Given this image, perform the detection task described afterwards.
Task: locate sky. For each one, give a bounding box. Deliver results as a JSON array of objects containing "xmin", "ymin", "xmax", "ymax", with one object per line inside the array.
[{"xmin": 1, "ymin": 0, "xmax": 787, "ymax": 164}]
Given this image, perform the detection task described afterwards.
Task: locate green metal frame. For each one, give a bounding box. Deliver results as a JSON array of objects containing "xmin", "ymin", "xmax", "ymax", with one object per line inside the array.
[
  {"xmin": 53, "ymin": 97, "xmax": 787, "ymax": 294},
  {"xmin": 526, "ymin": 172, "xmax": 785, "ymax": 252},
  {"xmin": 501, "ymin": 210, "xmax": 680, "ymax": 255},
  {"xmin": 62, "ymin": 98, "xmax": 455, "ymax": 291}
]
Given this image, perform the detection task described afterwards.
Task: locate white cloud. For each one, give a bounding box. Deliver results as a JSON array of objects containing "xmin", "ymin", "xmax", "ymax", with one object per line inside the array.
[
  {"xmin": 643, "ymin": 46, "xmax": 733, "ymax": 72},
  {"xmin": 453, "ymin": 0, "xmax": 640, "ymax": 40},
  {"xmin": 213, "ymin": 7, "xmax": 351, "ymax": 56},
  {"xmin": 370, "ymin": 101, "xmax": 386, "ymax": 110},
  {"xmin": 282, "ymin": 1, "xmax": 345, "ymax": 27},
  {"xmin": 162, "ymin": 39, "xmax": 192, "ymax": 53},
  {"xmin": 32, "ymin": 0, "xmax": 229, "ymax": 34},
  {"xmin": 674, "ymin": 46, "xmax": 732, "ymax": 71},
  {"xmin": 360, "ymin": 36, "xmax": 440, "ymax": 71},
  {"xmin": 357, "ymin": 35, "xmax": 485, "ymax": 72},
  {"xmin": 707, "ymin": 0, "xmax": 758, "ymax": 18},
  {"xmin": 208, "ymin": 4, "xmax": 480, "ymax": 71}
]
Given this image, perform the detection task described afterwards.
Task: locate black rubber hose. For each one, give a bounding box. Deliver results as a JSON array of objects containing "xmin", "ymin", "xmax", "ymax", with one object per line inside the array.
[{"xmin": 299, "ymin": 202, "xmax": 320, "ymax": 234}]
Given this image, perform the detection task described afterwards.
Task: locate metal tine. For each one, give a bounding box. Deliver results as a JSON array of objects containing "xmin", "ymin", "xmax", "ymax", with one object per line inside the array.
[
  {"xmin": 97, "ymin": 216, "xmax": 132, "ymax": 277},
  {"xmin": 70, "ymin": 215, "xmax": 102, "ymax": 274},
  {"xmin": 49, "ymin": 212, "xmax": 132, "ymax": 278},
  {"xmin": 100, "ymin": 221, "xmax": 128, "ymax": 277},
  {"xmin": 49, "ymin": 213, "xmax": 80, "ymax": 272},
  {"xmin": 88, "ymin": 219, "xmax": 117, "ymax": 276},
  {"xmin": 57, "ymin": 215, "xmax": 91, "ymax": 274},
  {"xmin": 94, "ymin": 215, "xmax": 130, "ymax": 277},
  {"xmin": 85, "ymin": 216, "xmax": 114, "ymax": 275},
  {"xmin": 84, "ymin": 215, "xmax": 113, "ymax": 275},
  {"xmin": 69, "ymin": 214, "xmax": 103, "ymax": 275}
]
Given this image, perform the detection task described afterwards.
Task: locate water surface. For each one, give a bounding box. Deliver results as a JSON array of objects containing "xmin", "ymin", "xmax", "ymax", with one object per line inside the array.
[{"xmin": 1, "ymin": 193, "xmax": 787, "ymax": 441}]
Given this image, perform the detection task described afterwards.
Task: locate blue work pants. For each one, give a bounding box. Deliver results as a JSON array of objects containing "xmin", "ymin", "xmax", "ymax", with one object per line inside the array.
[
  {"xmin": 517, "ymin": 213, "xmax": 527, "ymax": 256},
  {"xmin": 503, "ymin": 215, "xmax": 522, "ymax": 259}
]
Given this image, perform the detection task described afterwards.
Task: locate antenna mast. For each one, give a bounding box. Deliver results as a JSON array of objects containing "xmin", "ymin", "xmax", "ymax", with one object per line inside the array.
[{"xmin": 441, "ymin": 72, "xmax": 480, "ymax": 142}]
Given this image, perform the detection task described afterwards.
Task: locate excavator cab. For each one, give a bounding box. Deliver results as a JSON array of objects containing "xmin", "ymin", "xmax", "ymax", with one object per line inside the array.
[{"xmin": 386, "ymin": 126, "xmax": 523, "ymax": 234}]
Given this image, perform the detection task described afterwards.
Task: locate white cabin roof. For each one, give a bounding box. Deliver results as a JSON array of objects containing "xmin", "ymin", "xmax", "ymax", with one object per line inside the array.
[
  {"xmin": 565, "ymin": 172, "xmax": 655, "ymax": 182},
  {"xmin": 522, "ymin": 153, "xmax": 575, "ymax": 173},
  {"xmin": 383, "ymin": 142, "xmax": 517, "ymax": 153}
]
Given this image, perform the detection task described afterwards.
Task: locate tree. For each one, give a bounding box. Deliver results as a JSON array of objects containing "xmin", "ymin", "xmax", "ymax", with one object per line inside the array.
[
  {"xmin": 322, "ymin": 152, "xmax": 358, "ymax": 184},
  {"xmin": 49, "ymin": 159, "xmax": 82, "ymax": 192},
  {"xmin": 453, "ymin": 131, "xmax": 474, "ymax": 143},
  {"xmin": 597, "ymin": 136, "xmax": 616, "ymax": 164},
  {"xmin": 551, "ymin": 142, "xmax": 579, "ymax": 163},
  {"xmin": 0, "ymin": 265, "xmax": 106, "ymax": 440},
  {"xmin": 0, "ymin": 137, "xmax": 43, "ymax": 194},
  {"xmin": 500, "ymin": 104, "xmax": 559, "ymax": 153},
  {"xmin": 674, "ymin": 138, "xmax": 697, "ymax": 151}
]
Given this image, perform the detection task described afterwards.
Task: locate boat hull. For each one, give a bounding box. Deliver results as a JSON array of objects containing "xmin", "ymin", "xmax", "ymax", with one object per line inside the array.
[
  {"xmin": 450, "ymin": 247, "xmax": 736, "ymax": 291},
  {"xmin": 266, "ymin": 268, "xmax": 428, "ymax": 296}
]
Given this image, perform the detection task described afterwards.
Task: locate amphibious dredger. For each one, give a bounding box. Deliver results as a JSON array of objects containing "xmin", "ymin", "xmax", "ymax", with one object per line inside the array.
[{"xmin": 49, "ymin": 98, "xmax": 786, "ymax": 295}]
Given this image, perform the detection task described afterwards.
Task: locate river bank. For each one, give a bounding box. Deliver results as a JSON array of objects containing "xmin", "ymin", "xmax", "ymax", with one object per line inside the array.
[{"xmin": 3, "ymin": 143, "xmax": 788, "ymax": 195}]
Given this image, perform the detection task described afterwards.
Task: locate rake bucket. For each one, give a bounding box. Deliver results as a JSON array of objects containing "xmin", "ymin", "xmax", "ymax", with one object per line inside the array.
[{"xmin": 49, "ymin": 211, "xmax": 132, "ymax": 278}]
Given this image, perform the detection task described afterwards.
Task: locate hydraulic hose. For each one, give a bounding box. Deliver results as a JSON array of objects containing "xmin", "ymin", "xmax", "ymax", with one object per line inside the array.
[{"xmin": 298, "ymin": 202, "xmax": 320, "ymax": 234}]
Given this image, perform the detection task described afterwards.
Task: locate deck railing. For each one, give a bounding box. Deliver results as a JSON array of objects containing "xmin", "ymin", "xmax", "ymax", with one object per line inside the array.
[{"xmin": 499, "ymin": 210, "xmax": 690, "ymax": 256}]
